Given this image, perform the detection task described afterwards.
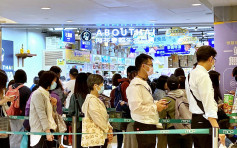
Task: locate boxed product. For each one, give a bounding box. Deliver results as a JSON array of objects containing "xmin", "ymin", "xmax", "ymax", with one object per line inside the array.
[
  {"xmin": 223, "ymin": 94, "xmax": 234, "ymax": 114},
  {"xmin": 180, "ymin": 59, "xmax": 188, "ymax": 67},
  {"xmin": 188, "ymin": 60, "xmax": 193, "ymax": 67}
]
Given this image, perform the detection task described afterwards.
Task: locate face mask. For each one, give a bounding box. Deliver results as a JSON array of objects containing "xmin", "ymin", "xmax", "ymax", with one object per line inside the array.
[
  {"xmin": 144, "ymin": 65, "xmax": 154, "ymax": 76},
  {"xmin": 50, "ymin": 81, "xmax": 57, "ymax": 90},
  {"xmin": 97, "ymin": 85, "xmax": 104, "ymax": 94},
  {"xmin": 211, "ymin": 65, "xmax": 215, "ymax": 70}
]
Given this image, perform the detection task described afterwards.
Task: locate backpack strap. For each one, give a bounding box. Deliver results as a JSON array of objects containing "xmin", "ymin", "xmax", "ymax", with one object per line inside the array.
[
  {"xmin": 14, "ymin": 84, "xmax": 24, "ymax": 90},
  {"xmin": 166, "ymin": 95, "xmax": 177, "ymax": 101},
  {"xmin": 188, "ymin": 74, "xmax": 205, "ymax": 114},
  {"xmin": 75, "ymin": 94, "xmax": 84, "ymax": 118}
]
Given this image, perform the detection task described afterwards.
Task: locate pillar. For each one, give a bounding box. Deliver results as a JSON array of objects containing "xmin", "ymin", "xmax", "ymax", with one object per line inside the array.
[{"xmin": 214, "ymin": 6, "xmax": 237, "ymax": 94}]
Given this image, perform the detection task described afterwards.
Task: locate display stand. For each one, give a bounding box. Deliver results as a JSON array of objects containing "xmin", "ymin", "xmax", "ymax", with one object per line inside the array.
[{"xmin": 15, "ymin": 54, "xmax": 37, "ymax": 67}]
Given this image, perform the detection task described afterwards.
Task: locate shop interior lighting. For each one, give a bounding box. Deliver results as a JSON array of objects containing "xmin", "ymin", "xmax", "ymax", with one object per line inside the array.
[
  {"xmin": 192, "ymin": 4, "xmax": 201, "ymax": 6},
  {"xmin": 54, "ymin": 28, "xmax": 64, "ymax": 31},
  {"xmin": 41, "ymin": 7, "xmax": 51, "ymax": 10},
  {"xmin": 65, "ymin": 28, "xmax": 77, "ymax": 30},
  {"xmin": 66, "ymin": 20, "xmax": 73, "ymax": 23},
  {"xmin": 207, "ymin": 32, "xmax": 215, "ymax": 35}
]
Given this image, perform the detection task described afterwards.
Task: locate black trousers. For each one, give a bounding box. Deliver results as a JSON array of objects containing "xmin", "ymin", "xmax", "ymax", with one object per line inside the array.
[
  {"xmin": 32, "ymin": 136, "xmax": 57, "ymax": 148},
  {"xmin": 167, "ymin": 127, "xmax": 192, "ymax": 148},
  {"xmin": 191, "ymin": 114, "xmax": 212, "ymax": 148},
  {"xmin": 134, "ymin": 121, "xmax": 157, "ymax": 148}
]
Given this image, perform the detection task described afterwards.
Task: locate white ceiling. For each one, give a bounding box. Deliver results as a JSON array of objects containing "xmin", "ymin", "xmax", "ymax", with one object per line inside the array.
[{"xmin": 0, "ymin": 0, "xmax": 236, "ymax": 25}]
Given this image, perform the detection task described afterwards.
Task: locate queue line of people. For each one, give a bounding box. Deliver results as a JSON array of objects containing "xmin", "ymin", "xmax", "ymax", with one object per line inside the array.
[{"xmin": 0, "ymin": 45, "xmax": 236, "ymax": 148}]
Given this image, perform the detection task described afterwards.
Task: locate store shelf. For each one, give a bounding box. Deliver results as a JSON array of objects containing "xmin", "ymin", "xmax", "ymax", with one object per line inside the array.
[{"xmin": 15, "ymin": 53, "xmax": 37, "ymax": 67}]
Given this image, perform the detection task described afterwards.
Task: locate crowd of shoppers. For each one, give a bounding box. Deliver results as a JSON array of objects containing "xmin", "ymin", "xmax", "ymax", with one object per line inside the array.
[{"xmin": 0, "ymin": 45, "xmax": 235, "ymax": 148}]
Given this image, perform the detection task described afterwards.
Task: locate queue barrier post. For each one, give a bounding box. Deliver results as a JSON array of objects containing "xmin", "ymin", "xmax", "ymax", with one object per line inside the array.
[
  {"xmin": 72, "ymin": 116, "xmax": 77, "ymax": 148},
  {"xmin": 212, "ymin": 127, "xmax": 219, "ymax": 148}
]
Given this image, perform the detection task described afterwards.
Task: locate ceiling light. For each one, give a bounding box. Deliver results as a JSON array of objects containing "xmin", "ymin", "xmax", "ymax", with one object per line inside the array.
[
  {"xmin": 54, "ymin": 28, "xmax": 63, "ymax": 31},
  {"xmin": 192, "ymin": 4, "xmax": 201, "ymax": 6},
  {"xmin": 66, "ymin": 20, "xmax": 73, "ymax": 23},
  {"xmin": 149, "ymin": 20, "xmax": 157, "ymax": 23},
  {"xmin": 65, "ymin": 28, "xmax": 77, "ymax": 30},
  {"xmin": 41, "ymin": 7, "xmax": 51, "ymax": 10}
]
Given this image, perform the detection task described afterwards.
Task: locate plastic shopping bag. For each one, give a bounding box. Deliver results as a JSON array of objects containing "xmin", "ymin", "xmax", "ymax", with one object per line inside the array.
[{"xmin": 20, "ymin": 134, "xmax": 28, "ymax": 148}]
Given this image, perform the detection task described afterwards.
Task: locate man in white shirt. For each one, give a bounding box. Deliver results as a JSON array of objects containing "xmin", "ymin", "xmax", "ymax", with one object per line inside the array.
[
  {"xmin": 185, "ymin": 46, "xmax": 225, "ymax": 148},
  {"xmin": 126, "ymin": 54, "xmax": 168, "ymax": 148},
  {"xmin": 64, "ymin": 68, "xmax": 78, "ymax": 108}
]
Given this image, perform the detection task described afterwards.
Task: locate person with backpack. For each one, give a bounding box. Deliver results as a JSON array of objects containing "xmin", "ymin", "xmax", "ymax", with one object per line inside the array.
[
  {"xmin": 0, "ymin": 70, "xmax": 15, "ymax": 148},
  {"xmin": 185, "ymin": 46, "xmax": 225, "ymax": 148},
  {"xmin": 7, "ymin": 69, "xmax": 31, "ymax": 148},
  {"xmin": 153, "ymin": 75, "xmax": 169, "ymax": 101},
  {"xmin": 110, "ymin": 73, "xmax": 123, "ymax": 148},
  {"xmin": 159, "ymin": 75, "xmax": 192, "ymax": 148},
  {"xmin": 64, "ymin": 68, "xmax": 78, "ymax": 109},
  {"xmin": 68, "ymin": 73, "xmax": 89, "ymax": 148}
]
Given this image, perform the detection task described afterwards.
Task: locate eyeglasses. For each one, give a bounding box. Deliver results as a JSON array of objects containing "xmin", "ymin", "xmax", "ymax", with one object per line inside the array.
[{"xmin": 145, "ymin": 64, "xmax": 153, "ymax": 67}]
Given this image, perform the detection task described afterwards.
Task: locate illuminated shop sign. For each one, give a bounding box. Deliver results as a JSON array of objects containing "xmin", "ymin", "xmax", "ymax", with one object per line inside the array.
[
  {"xmin": 96, "ymin": 28, "xmax": 155, "ymax": 37},
  {"xmin": 62, "ymin": 30, "xmax": 75, "ymax": 42}
]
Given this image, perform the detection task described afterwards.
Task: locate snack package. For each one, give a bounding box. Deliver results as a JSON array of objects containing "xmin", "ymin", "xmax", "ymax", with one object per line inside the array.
[{"xmin": 224, "ymin": 94, "xmax": 234, "ymax": 114}]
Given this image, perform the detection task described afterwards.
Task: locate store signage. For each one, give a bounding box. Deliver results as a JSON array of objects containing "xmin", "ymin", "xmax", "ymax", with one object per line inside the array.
[
  {"xmin": 178, "ymin": 36, "xmax": 199, "ymax": 45},
  {"xmin": 208, "ymin": 38, "xmax": 214, "ymax": 47},
  {"xmin": 166, "ymin": 27, "xmax": 189, "ymax": 36},
  {"xmin": 80, "ymin": 40, "xmax": 92, "ymax": 50},
  {"xmin": 65, "ymin": 49, "xmax": 90, "ymax": 63},
  {"xmin": 62, "ymin": 30, "xmax": 75, "ymax": 42},
  {"xmin": 81, "ymin": 30, "xmax": 92, "ymax": 41},
  {"xmin": 96, "ymin": 28, "xmax": 155, "ymax": 37},
  {"xmin": 57, "ymin": 59, "xmax": 65, "ymax": 66}
]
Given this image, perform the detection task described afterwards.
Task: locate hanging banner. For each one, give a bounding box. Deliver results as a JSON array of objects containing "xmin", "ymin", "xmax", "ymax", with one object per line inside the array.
[
  {"xmin": 65, "ymin": 49, "xmax": 90, "ymax": 63},
  {"xmin": 178, "ymin": 36, "xmax": 199, "ymax": 45},
  {"xmin": 62, "ymin": 30, "xmax": 75, "ymax": 43},
  {"xmin": 166, "ymin": 27, "xmax": 189, "ymax": 36},
  {"xmin": 2, "ymin": 40, "xmax": 14, "ymax": 81},
  {"xmin": 214, "ymin": 22, "xmax": 237, "ymax": 95}
]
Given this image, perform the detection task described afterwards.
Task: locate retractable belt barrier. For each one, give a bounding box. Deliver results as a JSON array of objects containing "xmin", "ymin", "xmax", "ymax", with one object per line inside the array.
[
  {"xmin": 0, "ymin": 129, "xmax": 209, "ymax": 136},
  {"xmin": 8, "ymin": 116, "xmax": 191, "ymax": 123}
]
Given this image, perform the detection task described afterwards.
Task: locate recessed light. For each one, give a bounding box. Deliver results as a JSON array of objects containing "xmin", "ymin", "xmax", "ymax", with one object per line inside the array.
[
  {"xmin": 66, "ymin": 20, "xmax": 73, "ymax": 23},
  {"xmin": 192, "ymin": 3, "xmax": 201, "ymax": 6},
  {"xmin": 41, "ymin": 7, "xmax": 51, "ymax": 10}
]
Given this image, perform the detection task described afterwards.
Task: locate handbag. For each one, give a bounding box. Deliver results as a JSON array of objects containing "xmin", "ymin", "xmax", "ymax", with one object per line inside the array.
[
  {"xmin": 0, "ymin": 106, "xmax": 10, "ymax": 138},
  {"xmin": 55, "ymin": 112, "xmax": 67, "ymax": 133},
  {"xmin": 20, "ymin": 128, "xmax": 28, "ymax": 148}
]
